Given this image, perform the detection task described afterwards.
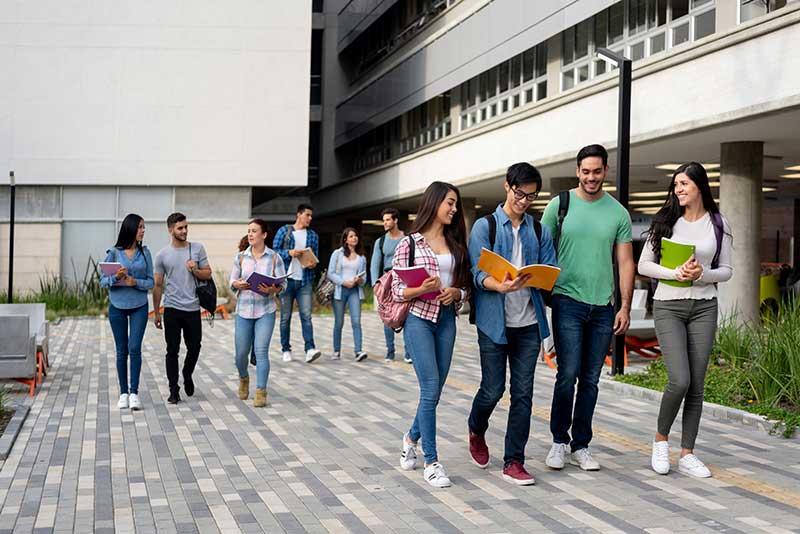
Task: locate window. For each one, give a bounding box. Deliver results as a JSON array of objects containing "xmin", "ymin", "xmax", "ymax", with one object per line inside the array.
[
  {"xmin": 740, "ymin": 0, "xmax": 788, "ymax": 23},
  {"xmin": 694, "ymin": 8, "xmax": 715, "ymax": 39},
  {"xmin": 630, "ymin": 41, "xmax": 646, "ymax": 61},
  {"xmin": 650, "ymin": 32, "xmax": 666, "ymax": 54},
  {"xmin": 672, "ymin": 22, "xmax": 690, "ymax": 45}
]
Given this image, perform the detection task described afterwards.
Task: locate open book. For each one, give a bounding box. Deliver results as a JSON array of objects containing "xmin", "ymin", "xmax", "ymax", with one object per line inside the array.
[
  {"xmin": 246, "ymin": 271, "xmax": 290, "ymax": 296},
  {"xmin": 660, "ymin": 237, "xmax": 695, "ymax": 288},
  {"xmin": 477, "ymin": 248, "xmax": 560, "ymax": 290},
  {"xmin": 393, "ymin": 265, "xmax": 439, "ymax": 301},
  {"xmin": 296, "ymin": 248, "xmax": 319, "ymax": 269}
]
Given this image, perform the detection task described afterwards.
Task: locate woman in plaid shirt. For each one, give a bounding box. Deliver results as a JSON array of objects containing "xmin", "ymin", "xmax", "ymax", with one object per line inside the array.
[
  {"xmin": 230, "ymin": 219, "xmax": 286, "ymax": 408},
  {"xmin": 392, "ymin": 182, "xmax": 471, "ymax": 488}
]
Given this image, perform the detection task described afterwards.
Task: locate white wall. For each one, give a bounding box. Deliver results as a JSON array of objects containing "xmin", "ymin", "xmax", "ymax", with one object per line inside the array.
[{"xmin": 0, "ymin": 1, "xmax": 312, "ymax": 187}]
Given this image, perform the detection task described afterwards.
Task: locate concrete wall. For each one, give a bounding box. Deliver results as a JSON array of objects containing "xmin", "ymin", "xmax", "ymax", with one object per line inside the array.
[
  {"xmin": 191, "ymin": 223, "xmax": 253, "ymax": 288},
  {"xmin": 0, "ymin": 1, "xmax": 312, "ymax": 187},
  {"xmin": 0, "ymin": 223, "xmax": 61, "ymax": 294}
]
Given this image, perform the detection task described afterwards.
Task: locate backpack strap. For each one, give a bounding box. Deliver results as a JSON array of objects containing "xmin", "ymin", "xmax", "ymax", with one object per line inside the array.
[
  {"xmin": 378, "ymin": 233, "xmax": 387, "ymax": 271},
  {"xmin": 554, "ymin": 191, "xmax": 570, "ymax": 254},
  {"xmin": 282, "ymin": 224, "xmax": 294, "ymax": 249},
  {"xmin": 484, "ymin": 214, "xmax": 497, "ymax": 250},
  {"xmin": 710, "ymin": 212, "xmax": 724, "ymax": 269},
  {"xmin": 533, "ymin": 219, "xmax": 542, "ymax": 244},
  {"xmin": 407, "ymin": 235, "xmax": 416, "ymax": 266},
  {"xmin": 271, "ymin": 250, "xmax": 278, "ymax": 276}
]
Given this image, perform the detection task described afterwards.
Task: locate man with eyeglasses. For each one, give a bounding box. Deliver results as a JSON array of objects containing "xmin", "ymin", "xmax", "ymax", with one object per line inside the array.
[
  {"xmin": 467, "ymin": 162, "xmax": 557, "ymax": 485},
  {"xmin": 541, "ymin": 144, "xmax": 634, "ymax": 472}
]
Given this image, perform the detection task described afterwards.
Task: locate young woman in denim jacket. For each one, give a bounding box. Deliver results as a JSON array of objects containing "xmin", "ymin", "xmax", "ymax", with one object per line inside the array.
[{"xmin": 327, "ymin": 227, "xmax": 368, "ymax": 362}]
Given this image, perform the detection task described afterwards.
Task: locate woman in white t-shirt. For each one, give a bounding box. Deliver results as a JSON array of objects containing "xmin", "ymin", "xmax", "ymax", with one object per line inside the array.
[
  {"xmin": 327, "ymin": 227, "xmax": 368, "ymax": 361},
  {"xmin": 638, "ymin": 162, "xmax": 733, "ymax": 478}
]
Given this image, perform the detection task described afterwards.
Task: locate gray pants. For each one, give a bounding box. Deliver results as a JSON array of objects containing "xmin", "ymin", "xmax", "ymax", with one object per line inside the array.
[{"xmin": 653, "ymin": 298, "xmax": 718, "ymax": 449}]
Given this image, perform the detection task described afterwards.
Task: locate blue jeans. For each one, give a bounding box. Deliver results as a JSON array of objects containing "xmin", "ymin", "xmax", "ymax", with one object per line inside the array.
[
  {"xmin": 279, "ymin": 279, "xmax": 315, "ymax": 352},
  {"xmin": 108, "ymin": 303, "xmax": 148, "ymax": 395},
  {"xmin": 383, "ymin": 325, "xmax": 409, "ymax": 360},
  {"xmin": 332, "ymin": 287, "xmax": 362, "ymax": 354},
  {"xmin": 549, "ymin": 294, "xmax": 615, "ymax": 451},
  {"xmin": 403, "ymin": 305, "xmax": 456, "ymax": 464},
  {"xmin": 468, "ymin": 325, "xmax": 541, "ymax": 466},
  {"xmin": 235, "ymin": 312, "xmax": 276, "ymax": 390}
]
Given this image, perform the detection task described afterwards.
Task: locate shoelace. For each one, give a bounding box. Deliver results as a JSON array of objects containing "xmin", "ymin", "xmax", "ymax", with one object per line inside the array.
[
  {"xmin": 427, "ymin": 463, "xmax": 447, "ymax": 480},
  {"xmin": 681, "ymin": 454, "xmax": 703, "ymax": 468},
  {"xmin": 654, "ymin": 443, "xmax": 669, "ymax": 461},
  {"xmin": 576, "ymin": 449, "xmax": 593, "ymax": 462}
]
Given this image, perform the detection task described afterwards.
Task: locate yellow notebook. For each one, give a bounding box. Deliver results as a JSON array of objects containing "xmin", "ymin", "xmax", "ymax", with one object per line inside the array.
[{"xmin": 477, "ymin": 248, "xmax": 561, "ymax": 291}]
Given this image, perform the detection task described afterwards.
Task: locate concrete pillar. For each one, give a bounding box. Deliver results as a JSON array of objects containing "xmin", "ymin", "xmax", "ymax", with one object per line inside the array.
[
  {"xmin": 461, "ymin": 197, "xmax": 478, "ymax": 233},
  {"xmin": 548, "ymin": 177, "xmax": 576, "ymax": 195},
  {"xmin": 546, "ymin": 34, "xmax": 562, "ymax": 98},
  {"xmin": 718, "ymin": 141, "xmax": 763, "ymax": 326},
  {"xmin": 450, "ymin": 85, "xmax": 462, "ymax": 133}
]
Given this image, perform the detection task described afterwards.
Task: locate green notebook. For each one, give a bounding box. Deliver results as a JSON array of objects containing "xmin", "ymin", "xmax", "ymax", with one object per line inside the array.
[{"xmin": 660, "ymin": 237, "xmax": 696, "ymax": 288}]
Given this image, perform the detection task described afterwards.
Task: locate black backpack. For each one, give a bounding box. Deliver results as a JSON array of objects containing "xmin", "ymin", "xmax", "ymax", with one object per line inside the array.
[{"xmin": 468, "ymin": 214, "xmax": 543, "ymax": 324}]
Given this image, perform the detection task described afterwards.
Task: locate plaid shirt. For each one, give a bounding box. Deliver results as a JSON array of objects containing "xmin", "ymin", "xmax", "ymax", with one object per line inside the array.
[
  {"xmin": 391, "ymin": 233, "xmax": 468, "ymax": 323},
  {"xmin": 230, "ymin": 247, "xmax": 286, "ymax": 319},
  {"xmin": 272, "ymin": 224, "xmax": 319, "ymax": 288}
]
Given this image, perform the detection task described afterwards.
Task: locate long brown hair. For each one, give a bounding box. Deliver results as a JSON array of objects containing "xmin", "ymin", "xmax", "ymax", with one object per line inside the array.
[
  {"xmin": 340, "ymin": 227, "xmax": 362, "ymax": 258},
  {"xmin": 408, "ymin": 181, "xmax": 470, "ymax": 288}
]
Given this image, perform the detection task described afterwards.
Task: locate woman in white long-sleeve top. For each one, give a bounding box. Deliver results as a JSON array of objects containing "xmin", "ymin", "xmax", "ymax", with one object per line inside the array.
[
  {"xmin": 327, "ymin": 227, "xmax": 368, "ymax": 361},
  {"xmin": 637, "ymin": 162, "xmax": 733, "ymax": 478}
]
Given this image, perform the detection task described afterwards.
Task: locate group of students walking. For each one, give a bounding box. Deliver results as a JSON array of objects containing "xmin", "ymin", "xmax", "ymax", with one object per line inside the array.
[{"xmin": 100, "ymin": 142, "xmax": 731, "ymax": 490}]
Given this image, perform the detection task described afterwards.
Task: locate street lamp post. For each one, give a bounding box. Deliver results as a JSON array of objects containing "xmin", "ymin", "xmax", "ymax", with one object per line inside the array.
[
  {"xmin": 7, "ymin": 171, "xmax": 15, "ymax": 303},
  {"xmin": 596, "ymin": 48, "xmax": 632, "ymax": 376}
]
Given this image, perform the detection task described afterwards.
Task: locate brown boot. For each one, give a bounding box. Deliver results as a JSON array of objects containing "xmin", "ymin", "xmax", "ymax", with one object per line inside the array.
[
  {"xmin": 254, "ymin": 388, "xmax": 267, "ymax": 408},
  {"xmin": 238, "ymin": 377, "xmax": 249, "ymax": 400}
]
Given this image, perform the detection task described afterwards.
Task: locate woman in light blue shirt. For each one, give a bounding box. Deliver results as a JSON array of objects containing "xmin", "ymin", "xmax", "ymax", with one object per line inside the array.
[
  {"xmin": 230, "ymin": 219, "xmax": 286, "ymax": 407},
  {"xmin": 327, "ymin": 227, "xmax": 368, "ymax": 361},
  {"xmin": 100, "ymin": 214, "xmax": 154, "ymax": 411}
]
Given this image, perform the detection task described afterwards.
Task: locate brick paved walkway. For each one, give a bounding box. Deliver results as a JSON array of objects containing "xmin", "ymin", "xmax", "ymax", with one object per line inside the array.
[{"xmin": 1, "ymin": 313, "xmax": 799, "ymax": 533}]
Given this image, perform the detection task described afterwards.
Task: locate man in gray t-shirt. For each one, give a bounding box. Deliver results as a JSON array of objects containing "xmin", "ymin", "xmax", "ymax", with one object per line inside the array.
[{"xmin": 153, "ymin": 213, "xmax": 212, "ymax": 404}]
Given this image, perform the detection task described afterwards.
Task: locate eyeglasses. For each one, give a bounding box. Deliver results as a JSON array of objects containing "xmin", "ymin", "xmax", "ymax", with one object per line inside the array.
[{"xmin": 511, "ymin": 186, "xmax": 539, "ymax": 203}]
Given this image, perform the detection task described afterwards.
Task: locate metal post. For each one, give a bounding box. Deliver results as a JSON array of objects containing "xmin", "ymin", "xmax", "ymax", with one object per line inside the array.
[{"xmin": 8, "ymin": 171, "xmax": 15, "ymax": 303}]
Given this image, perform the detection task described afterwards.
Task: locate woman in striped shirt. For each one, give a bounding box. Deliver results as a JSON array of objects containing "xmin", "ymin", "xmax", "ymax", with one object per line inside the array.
[
  {"xmin": 392, "ymin": 181, "xmax": 471, "ymax": 488},
  {"xmin": 230, "ymin": 219, "xmax": 286, "ymax": 407}
]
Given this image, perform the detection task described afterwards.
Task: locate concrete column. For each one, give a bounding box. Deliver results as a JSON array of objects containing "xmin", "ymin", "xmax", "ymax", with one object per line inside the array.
[
  {"xmin": 548, "ymin": 176, "xmax": 576, "ymax": 195},
  {"xmin": 450, "ymin": 85, "xmax": 462, "ymax": 133},
  {"xmin": 546, "ymin": 34, "xmax": 562, "ymax": 98},
  {"xmin": 718, "ymin": 141, "xmax": 763, "ymax": 326},
  {"xmin": 461, "ymin": 197, "xmax": 478, "ymax": 233}
]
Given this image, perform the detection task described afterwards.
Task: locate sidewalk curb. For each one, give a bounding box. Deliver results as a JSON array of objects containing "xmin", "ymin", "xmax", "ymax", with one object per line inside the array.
[
  {"xmin": 0, "ymin": 403, "xmax": 31, "ymax": 461},
  {"xmin": 599, "ymin": 376, "xmax": 797, "ymax": 438}
]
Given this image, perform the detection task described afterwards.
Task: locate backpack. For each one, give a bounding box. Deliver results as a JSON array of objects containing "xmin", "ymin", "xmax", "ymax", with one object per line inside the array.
[
  {"xmin": 468, "ymin": 214, "xmax": 543, "ymax": 324},
  {"xmin": 374, "ymin": 236, "xmax": 416, "ymax": 332}
]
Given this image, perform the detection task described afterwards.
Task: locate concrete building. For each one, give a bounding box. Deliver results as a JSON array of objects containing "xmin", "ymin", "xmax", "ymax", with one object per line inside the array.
[
  {"xmin": 1, "ymin": 1, "xmax": 314, "ymax": 292},
  {"xmin": 312, "ymin": 0, "xmax": 800, "ymax": 324}
]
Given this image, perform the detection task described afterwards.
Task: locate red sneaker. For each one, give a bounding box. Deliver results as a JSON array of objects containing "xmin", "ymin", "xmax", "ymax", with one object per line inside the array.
[
  {"xmin": 469, "ymin": 432, "xmax": 490, "ymax": 468},
  {"xmin": 502, "ymin": 461, "xmax": 535, "ymax": 486}
]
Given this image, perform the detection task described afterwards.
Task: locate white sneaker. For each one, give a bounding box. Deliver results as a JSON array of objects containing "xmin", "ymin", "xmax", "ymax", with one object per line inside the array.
[
  {"xmin": 282, "ymin": 351, "xmax": 292, "ymax": 362},
  {"xmin": 570, "ymin": 448, "xmax": 600, "ymax": 471},
  {"xmin": 678, "ymin": 454, "xmax": 711, "ymax": 478},
  {"xmin": 400, "ymin": 433, "xmax": 419, "ymax": 471},
  {"xmin": 331, "ymin": 352, "xmax": 341, "ymax": 360},
  {"xmin": 651, "ymin": 441, "xmax": 670, "ymax": 475},
  {"xmin": 423, "ymin": 462, "xmax": 452, "ymax": 488},
  {"xmin": 117, "ymin": 394, "xmax": 129, "ymax": 409},
  {"xmin": 305, "ymin": 349, "xmax": 322, "ymax": 363},
  {"xmin": 545, "ymin": 443, "xmax": 569, "ymax": 470},
  {"xmin": 355, "ymin": 351, "xmax": 368, "ymax": 362},
  {"xmin": 128, "ymin": 393, "xmax": 142, "ymax": 411}
]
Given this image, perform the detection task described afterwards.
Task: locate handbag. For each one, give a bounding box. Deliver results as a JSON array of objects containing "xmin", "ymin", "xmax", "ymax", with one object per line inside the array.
[
  {"xmin": 315, "ymin": 249, "xmax": 342, "ymax": 305},
  {"xmin": 190, "ymin": 243, "xmax": 218, "ymax": 317}
]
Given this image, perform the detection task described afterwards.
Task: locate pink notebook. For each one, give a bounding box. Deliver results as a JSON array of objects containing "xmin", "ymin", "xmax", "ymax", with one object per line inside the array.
[
  {"xmin": 99, "ymin": 262, "xmax": 122, "ymax": 277},
  {"xmin": 393, "ymin": 266, "xmax": 439, "ymax": 301}
]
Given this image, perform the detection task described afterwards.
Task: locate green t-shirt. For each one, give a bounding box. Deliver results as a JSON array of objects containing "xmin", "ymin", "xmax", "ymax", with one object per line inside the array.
[{"xmin": 542, "ymin": 190, "xmax": 632, "ymax": 306}]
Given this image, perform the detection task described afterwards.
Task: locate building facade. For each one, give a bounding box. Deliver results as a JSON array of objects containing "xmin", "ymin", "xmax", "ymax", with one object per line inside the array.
[
  {"xmin": 0, "ymin": 1, "xmax": 313, "ymax": 292},
  {"xmin": 312, "ymin": 0, "xmax": 800, "ymax": 323}
]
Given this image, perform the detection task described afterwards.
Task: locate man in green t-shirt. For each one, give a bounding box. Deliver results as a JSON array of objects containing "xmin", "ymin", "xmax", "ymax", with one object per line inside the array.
[{"xmin": 541, "ymin": 144, "xmax": 634, "ymax": 472}]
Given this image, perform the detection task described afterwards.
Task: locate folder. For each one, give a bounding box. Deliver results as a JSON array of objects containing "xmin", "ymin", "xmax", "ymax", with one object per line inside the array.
[
  {"xmin": 659, "ymin": 237, "xmax": 696, "ymax": 288},
  {"xmin": 393, "ymin": 266, "xmax": 439, "ymax": 300},
  {"xmin": 476, "ymin": 248, "xmax": 560, "ymax": 291}
]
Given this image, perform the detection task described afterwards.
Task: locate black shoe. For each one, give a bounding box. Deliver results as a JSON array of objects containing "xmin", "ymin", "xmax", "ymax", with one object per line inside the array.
[
  {"xmin": 183, "ymin": 374, "xmax": 194, "ymax": 397},
  {"xmin": 168, "ymin": 392, "xmax": 180, "ymax": 404},
  {"xmin": 250, "ymin": 352, "xmax": 257, "ymax": 366}
]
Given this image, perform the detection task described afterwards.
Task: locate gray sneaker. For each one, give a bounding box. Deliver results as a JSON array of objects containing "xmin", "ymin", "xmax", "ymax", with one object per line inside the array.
[
  {"xmin": 570, "ymin": 448, "xmax": 600, "ymax": 471},
  {"xmin": 545, "ymin": 443, "xmax": 569, "ymax": 469}
]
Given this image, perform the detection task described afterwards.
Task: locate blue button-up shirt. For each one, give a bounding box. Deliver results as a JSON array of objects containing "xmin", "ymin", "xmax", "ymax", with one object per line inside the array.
[
  {"xmin": 469, "ymin": 204, "xmax": 558, "ymax": 344},
  {"xmin": 100, "ymin": 246, "xmax": 154, "ymax": 310}
]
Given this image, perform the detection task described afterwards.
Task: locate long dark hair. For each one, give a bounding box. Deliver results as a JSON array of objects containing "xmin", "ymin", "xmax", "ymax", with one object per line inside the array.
[
  {"xmin": 115, "ymin": 214, "xmax": 144, "ymax": 251},
  {"xmin": 340, "ymin": 227, "xmax": 362, "ymax": 258},
  {"xmin": 644, "ymin": 162, "xmax": 720, "ymax": 261},
  {"xmin": 408, "ymin": 181, "xmax": 470, "ymax": 288}
]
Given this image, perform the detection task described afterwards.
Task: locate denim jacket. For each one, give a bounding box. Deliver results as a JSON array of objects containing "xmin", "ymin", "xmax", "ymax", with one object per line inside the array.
[
  {"xmin": 100, "ymin": 246, "xmax": 154, "ymax": 310},
  {"xmin": 468, "ymin": 204, "xmax": 558, "ymax": 344},
  {"xmin": 326, "ymin": 248, "xmax": 367, "ymax": 301}
]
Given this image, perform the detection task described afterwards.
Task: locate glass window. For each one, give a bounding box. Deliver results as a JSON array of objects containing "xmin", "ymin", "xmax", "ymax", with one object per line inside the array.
[
  {"xmin": 487, "ymin": 67, "xmax": 498, "ymax": 98},
  {"xmin": 499, "ymin": 61, "xmax": 510, "ymax": 93},
  {"xmin": 489, "ymin": 104, "xmax": 497, "ymax": 118},
  {"xmin": 513, "ymin": 94, "xmax": 521, "ymax": 108},
  {"xmin": 563, "ymin": 70, "xmax": 575, "ymax": 91},
  {"xmin": 525, "ymin": 88, "xmax": 533, "ymax": 103},
  {"xmin": 501, "ymin": 99, "xmax": 509, "ymax": 113},
  {"xmin": 479, "ymin": 72, "xmax": 490, "ymax": 102},
  {"xmin": 468, "ymin": 78, "xmax": 478, "ymax": 107},
  {"xmin": 563, "ymin": 26, "xmax": 575, "ymax": 64},
  {"xmin": 647, "ymin": 0, "xmax": 657, "ymax": 29},
  {"xmin": 650, "ymin": 32, "xmax": 666, "ymax": 54},
  {"xmin": 535, "ymin": 43, "xmax": 548, "ymax": 78},
  {"xmin": 658, "ymin": 0, "xmax": 667, "ymax": 27},
  {"xmin": 694, "ymin": 9, "xmax": 715, "ymax": 39},
  {"xmin": 522, "ymin": 49, "xmax": 535, "ymax": 82},
  {"xmin": 595, "ymin": 59, "xmax": 607, "ymax": 76},
  {"xmin": 481, "ymin": 107, "xmax": 487, "ymax": 121},
  {"xmin": 629, "ymin": 0, "xmax": 647, "ymax": 35},
  {"xmin": 510, "ymin": 56, "xmax": 522, "ymax": 88},
  {"xmin": 595, "ymin": 10, "xmax": 608, "ymax": 47},
  {"xmin": 740, "ymin": 0, "xmax": 766, "ymax": 22},
  {"xmin": 672, "ymin": 0, "xmax": 690, "ymax": 20},
  {"xmin": 575, "ymin": 19, "xmax": 590, "ymax": 59},
  {"xmin": 630, "ymin": 41, "xmax": 645, "ymax": 61},
  {"xmin": 692, "ymin": 0, "xmax": 712, "ymax": 6},
  {"xmin": 537, "ymin": 81, "xmax": 547, "ymax": 101},
  {"xmin": 672, "ymin": 22, "xmax": 690, "ymax": 45},
  {"xmin": 609, "ymin": 3, "xmax": 624, "ymax": 44},
  {"xmin": 578, "ymin": 64, "xmax": 589, "ymax": 83}
]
